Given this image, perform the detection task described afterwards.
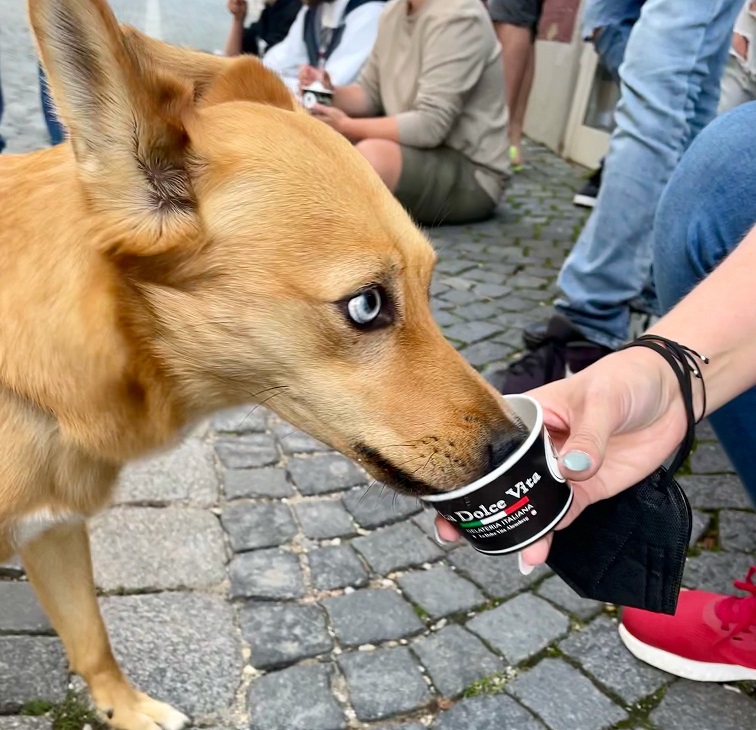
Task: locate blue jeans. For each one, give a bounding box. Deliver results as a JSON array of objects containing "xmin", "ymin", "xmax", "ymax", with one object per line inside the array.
[
  {"xmin": 39, "ymin": 66, "xmax": 65, "ymax": 146},
  {"xmin": 0, "ymin": 58, "xmax": 5, "ymax": 154},
  {"xmin": 655, "ymin": 102, "xmax": 756, "ymax": 505},
  {"xmin": 556, "ymin": 0, "xmax": 743, "ymax": 350},
  {"xmin": 583, "ymin": 0, "xmax": 645, "ymax": 81}
]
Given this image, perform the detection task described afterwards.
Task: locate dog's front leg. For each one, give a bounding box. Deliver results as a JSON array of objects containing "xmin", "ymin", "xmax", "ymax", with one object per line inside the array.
[{"xmin": 20, "ymin": 521, "xmax": 189, "ymax": 730}]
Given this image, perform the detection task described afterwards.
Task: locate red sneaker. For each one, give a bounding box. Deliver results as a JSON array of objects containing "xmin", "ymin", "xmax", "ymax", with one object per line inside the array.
[{"xmin": 618, "ymin": 566, "xmax": 756, "ymax": 682}]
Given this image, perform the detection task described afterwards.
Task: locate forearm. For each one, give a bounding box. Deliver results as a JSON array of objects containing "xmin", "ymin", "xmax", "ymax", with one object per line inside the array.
[
  {"xmin": 339, "ymin": 115, "xmax": 399, "ymax": 143},
  {"xmin": 332, "ymin": 84, "xmax": 373, "ymax": 118},
  {"xmin": 649, "ymin": 224, "xmax": 756, "ymax": 416},
  {"xmin": 225, "ymin": 19, "xmax": 244, "ymax": 56}
]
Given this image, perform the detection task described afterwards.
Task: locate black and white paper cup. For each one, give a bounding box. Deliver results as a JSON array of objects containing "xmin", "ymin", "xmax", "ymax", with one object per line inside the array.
[
  {"xmin": 423, "ymin": 394, "xmax": 573, "ymax": 555},
  {"xmin": 301, "ymin": 83, "xmax": 333, "ymax": 109}
]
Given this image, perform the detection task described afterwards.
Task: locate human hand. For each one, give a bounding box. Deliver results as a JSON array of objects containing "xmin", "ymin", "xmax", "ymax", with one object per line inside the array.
[
  {"xmin": 310, "ymin": 103, "xmax": 348, "ymax": 133},
  {"xmin": 299, "ymin": 66, "xmax": 334, "ymax": 93},
  {"xmin": 435, "ymin": 345, "xmax": 688, "ymax": 568},
  {"xmin": 227, "ymin": 0, "xmax": 248, "ymax": 22}
]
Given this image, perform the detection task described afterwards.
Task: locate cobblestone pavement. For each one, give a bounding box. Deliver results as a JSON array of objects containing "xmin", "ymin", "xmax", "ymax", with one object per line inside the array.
[{"xmin": 1, "ymin": 2, "xmax": 756, "ymax": 730}]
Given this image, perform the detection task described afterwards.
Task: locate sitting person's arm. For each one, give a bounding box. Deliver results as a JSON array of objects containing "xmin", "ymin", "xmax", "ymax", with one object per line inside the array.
[
  {"xmin": 314, "ymin": 12, "xmax": 491, "ymax": 146},
  {"xmin": 225, "ymin": 0, "xmax": 248, "ymax": 57}
]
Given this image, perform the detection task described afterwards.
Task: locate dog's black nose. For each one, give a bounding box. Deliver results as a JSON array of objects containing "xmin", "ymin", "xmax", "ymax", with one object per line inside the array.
[{"xmin": 487, "ymin": 433, "xmax": 526, "ymax": 471}]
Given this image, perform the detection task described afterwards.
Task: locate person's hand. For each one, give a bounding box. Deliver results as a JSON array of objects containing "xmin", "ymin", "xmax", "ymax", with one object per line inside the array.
[
  {"xmin": 298, "ymin": 66, "xmax": 334, "ymax": 93},
  {"xmin": 435, "ymin": 345, "xmax": 689, "ymax": 568},
  {"xmin": 227, "ymin": 0, "xmax": 248, "ymax": 22},
  {"xmin": 310, "ymin": 103, "xmax": 348, "ymax": 134},
  {"xmin": 732, "ymin": 32, "xmax": 749, "ymax": 62}
]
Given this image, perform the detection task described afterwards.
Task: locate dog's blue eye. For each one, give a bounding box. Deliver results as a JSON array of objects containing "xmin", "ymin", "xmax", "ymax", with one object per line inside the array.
[{"xmin": 347, "ymin": 288, "xmax": 382, "ymax": 325}]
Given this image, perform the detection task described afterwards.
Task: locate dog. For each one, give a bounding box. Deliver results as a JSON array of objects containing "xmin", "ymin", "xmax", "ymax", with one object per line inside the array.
[{"xmin": 0, "ymin": 1, "xmax": 524, "ymax": 728}]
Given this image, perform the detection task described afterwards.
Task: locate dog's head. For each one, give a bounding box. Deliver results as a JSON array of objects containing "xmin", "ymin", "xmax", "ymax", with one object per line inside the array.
[{"xmin": 30, "ymin": 0, "xmax": 526, "ymax": 495}]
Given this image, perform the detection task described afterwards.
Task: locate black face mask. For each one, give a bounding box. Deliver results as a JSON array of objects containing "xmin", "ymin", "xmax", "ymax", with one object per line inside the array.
[{"xmin": 546, "ymin": 465, "xmax": 692, "ymax": 615}]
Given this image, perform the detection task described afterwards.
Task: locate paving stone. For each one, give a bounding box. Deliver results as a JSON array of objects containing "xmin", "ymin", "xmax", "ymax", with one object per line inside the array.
[
  {"xmin": 0, "ymin": 637, "xmax": 68, "ymax": 712},
  {"xmin": 271, "ymin": 423, "xmax": 330, "ymax": 453},
  {"xmin": 695, "ymin": 419, "xmax": 717, "ymax": 440},
  {"xmin": 352, "ymin": 522, "xmax": 443, "ymax": 574},
  {"xmin": 460, "ymin": 340, "xmax": 513, "ymax": 368},
  {"xmin": 323, "ymin": 588, "xmax": 424, "ymax": 646},
  {"xmin": 448, "ymin": 545, "xmax": 549, "ymax": 599},
  {"xmin": 434, "ymin": 309, "xmax": 464, "ymax": 327},
  {"xmin": 474, "ymin": 283, "xmax": 512, "ymax": 298},
  {"xmin": 114, "ymin": 439, "xmax": 218, "ymax": 506},
  {"xmin": 221, "ymin": 502, "xmax": 297, "ymax": 551},
  {"xmin": 434, "ymin": 695, "xmax": 545, "ymax": 730},
  {"xmin": 0, "ymin": 582, "xmax": 51, "ymax": 634},
  {"xmin": 467, "ymin": 593, "xmax": 568, "ymax": 664},
  {"xmin": 342, "ymin": 486, "xmax": 422, "ymax": 529},
  {"xmin": 508, "ymin": 658, "xmax": 627, "ymax": 730},
  {"xmin": 678, "ymin": 474, "xmax": 753, "ymax": 510},
  {"xmin": 689, "ymin": 509, "xmax": 711, "ymax": 548},
  {"xmin": 240, "ymin": 603, "xmax": 332, "ymax": 669},
  {"xmin": 440, "ymin": 288, "xmax": 480, "ymax": 306},
  {"xmin": 0, "ymin": 720, "xmax": 52, "ymax": 730},
  {"xmin": 294, "ymin": 499, "xmax": 356, "ymax": 539},
  {"xmin": 397, "ymin": 566, "xmax": 486, "ymax": 619},
  {"xmin": 536, "ymin": 575, "xmax": 602, "ymax": 621},
  {"xmin": 690, "ymin": 442, "xmax": 735, "ymax": 474},
  {"xmin": 308, "ymin": 544, "xmax": 369, "ymax": 590},
  {"xmin": 412, "ymin": 508, "xmax": 460, "ymax": 552},
  {"xmin": 287, "ymin": 453, "xmax": 367, "ymax": 495},
  {"xmin": 90, "ymin": 507, "xmax": 226, "ymax": 591},
  {"xmin": 651, "ymin": 680, "xmax": 756, "ymax": 729},
  {"xmin": 412, "ymin": 625, "xmax": 503, "ymax": 698},
  {"xmin": 683, "ymin": 551, "xmax": 756, "ymax": 595},
  {"xmin": 211, "ymin": 405, "xmax": 268, "ymax": 433},
  {"xmin": 375, "ymin": 725, "xmax": 425, "ymax": 730},
  {"xmin": 338, "ymin": 647, "xmax": 432, "ymax": 722},
  {"xmin": 229, "ymin": 548, "xmax": 305, "ymax": 600},
  {"xmin": 451, "ymin": 301, "xmax": 502, "ymax": 321},
  {"xmin": 560, "ymin": 615, "xmax": 671, "ymax": 704},
  {"xmin": 443, "ymin": 321, "xmax": 502, "ymax": 345},
  {"xmin": 102, "ymin": 593, "xmax": 241, "ymax": 718},
  {"xmin": 215, "ymin": 434, "xmax": 278, "ymax": 468},
  {"xmin": 248, "ymin": 663, "xmax": 346, "ymax": 730},
  {"xmin": 223, "ymin": 466, "xmax": 293, "ymax": 499},
  {"xmin": 718, "ymin": 510, "xmax": 756, "ymax": 553}
]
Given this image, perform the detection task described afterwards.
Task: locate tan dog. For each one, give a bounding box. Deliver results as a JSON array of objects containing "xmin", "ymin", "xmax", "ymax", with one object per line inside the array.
[{"xmin": 0, "ymin": 1, "xmax": 523, "ymax": 728}]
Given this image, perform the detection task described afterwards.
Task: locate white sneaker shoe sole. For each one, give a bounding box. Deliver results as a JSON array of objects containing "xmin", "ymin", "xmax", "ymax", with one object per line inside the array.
[
  {"xmin": 573, "ymin": 193, "xmax": 597, "ymax": 208},
  {"xmin": 618, "ymin": 623, "xmax": 756, "ymax": 682}
]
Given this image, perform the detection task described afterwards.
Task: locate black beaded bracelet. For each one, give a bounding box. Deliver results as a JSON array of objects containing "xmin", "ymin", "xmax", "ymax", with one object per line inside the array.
[{"xmin": 619, "ymin": 335, "xmax": 709, "ymax": 478}]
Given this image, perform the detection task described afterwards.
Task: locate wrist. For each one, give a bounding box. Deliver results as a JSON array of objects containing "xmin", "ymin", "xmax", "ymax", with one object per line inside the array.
[{"xmin": 338, "ymin": 115, "xmax": 356, "ymax": 139}]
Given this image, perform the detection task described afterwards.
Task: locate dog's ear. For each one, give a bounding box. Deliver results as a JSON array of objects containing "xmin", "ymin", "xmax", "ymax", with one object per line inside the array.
[{"xmin": 29, "ymin": 0, "xmax": 200, "ymax": 254}]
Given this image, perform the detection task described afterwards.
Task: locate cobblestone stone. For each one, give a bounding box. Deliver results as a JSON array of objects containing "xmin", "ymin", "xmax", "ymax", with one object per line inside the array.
[
  {"xmin": 240, "ymin": 603, "xmax": 332, "ymax": 669},
  {"xmin": 0, "ymin": 637, "xmax": 68, "ymax": 712},
  {"xmin": 353, "ymin": 522, "xmax": 443, "ymax": 574},
  {"xmin": 467, "ymin": 594, "xmax": 569, "ymax": 664},
  {"xmin": 678, "ymin": 474, "xmax": 753, "ymax": 509},
  {"xmin": 690, "ymin": 442, "xmax": 735, "ymax": 474},
  {"xmin": 101, "ymin": 593, "xmax": 242, "ymax": 718},
  {"xmin": 248, "ymin": 664, "xmax": 346, "ymax": 730},
  {"xmin": 342, "ymin": 486, "xmax": 422, "ymax": 529},
  {"xmin": 536, "ymin": 575, "xmax": 602, "ymax": 621},
  {"xmin": 271, "ymin": 423, "xmax": 330, "ymax": 453},
  {"xmin": 397, "ymin": 566, "xmax": 485, "ymax": 619},
  {"xmin": 0, "ymin": 582, "xmax": 51, "ymax": 634},
  {"xmin": 338, "ymin": 647, "xmax": 432, "ymax": 722},
  {"xmin": 308, "ymin": 544, "xmax": 369, "ymax": 590},
  {"xmin": 560, "ymin": 615, "xmax": 671, "ymax": 704},
  {"xmin": 221, "ymin": 502, "xmax": 297, "ymax": 551},
  {"xmin": 230, "ymin": 548, "xmax": 305, "ymax": 600},
  {"xmin": 718, "ymin": 510, "xmax": 756, "ymax": 553},
  {"xmin": 411, "ymin": 625, "xmax": 503, "ymax": 698},
  {"xmin": 211, "ymin": 405, "xmax": 268, "ymax": 433},
  {"xmin": 689, "ymin": 509, "xmax": 711, "ymax": 548},
  {"xmin": 434, "ymin": 695, "xmax": 545, "ymax": 730},
  {"xmin": 508, "ymin": 658, "xmax": 627, "ymax": 730},
  {"xmin": 114, "ymin": 439, "xmax": 218, "ymax": 506},
  {"xmin": 0, "ymin": 720, "xmax": 52, "ymax": 730},
  {"xmin": 323, "ymin": 588, "xmax": 424, "ymax": 646},
  {"xmin": 90, "ymin": 507, "xmax": 226, "ymax": 591},
  {"xmin": 224, "ymin": 467, "xmax": 293, "ymax": 499},
  {"xmin": 294, "ymin": 499, "xmax": 357, "ymax": 539},
  {"xmin": 287, "ymin": 454, "xmax": 367, "ymax": 495},
  {"xmin": 650, "ymin": 681, "xmax": 756, "ymax": 729},
  {"xmin": 215, "ymin": 434, "xmax": 278, "ymax": 468},
  {"xmin": 683, "ymin": 551, "xmax": 756, "ymax": 595}
]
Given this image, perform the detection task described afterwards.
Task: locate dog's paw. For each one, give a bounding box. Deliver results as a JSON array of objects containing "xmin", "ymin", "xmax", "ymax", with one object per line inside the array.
[{"xmin": 92, "ymin": 683, "xmax": 190, "ymax": 730}]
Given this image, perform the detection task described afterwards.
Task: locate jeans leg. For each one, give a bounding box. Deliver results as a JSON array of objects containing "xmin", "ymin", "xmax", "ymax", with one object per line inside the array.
[
  {"xmin": 655, "ymin": 101, "xmax": 756, "ymax": 505},
  {"xmin": 0, "ymin": 56, "xmax": 5, "ymax": 154},
  {"xmin": 38, "ymin": 66, "xmax": 65, "ymax": 146},
  {"xmin": 556, "ymin": 0, "xmax": 743, "ymax": 350}
]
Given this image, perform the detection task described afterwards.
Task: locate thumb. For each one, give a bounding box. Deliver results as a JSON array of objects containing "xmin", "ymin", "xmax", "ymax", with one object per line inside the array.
[{"xmin": 556, "ymin": 401, "xmax": 615, "ymax": 482}]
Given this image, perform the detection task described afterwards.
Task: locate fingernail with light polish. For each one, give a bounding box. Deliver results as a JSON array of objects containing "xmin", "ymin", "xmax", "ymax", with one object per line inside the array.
[
  {"xmin": 562, "ymin": 450, "xmax": 592, "ymax": 472},
  {"xmin": 433, "ymin": 523, "xmax": 453, "ymax": 546},
  {"xmin": 518, "ymin": 553, "xmax": 534, "ymax": 576}
]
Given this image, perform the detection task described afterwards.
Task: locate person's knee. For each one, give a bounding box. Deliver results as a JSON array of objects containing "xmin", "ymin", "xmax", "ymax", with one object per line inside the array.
[{"xmin": 355, "ymin": 139, "xmax": 402, "ymax": 191}]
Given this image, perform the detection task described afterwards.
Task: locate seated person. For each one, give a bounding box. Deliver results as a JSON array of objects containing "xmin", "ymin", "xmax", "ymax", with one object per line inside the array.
[
  {"xmin": 310, "ymin": 0, "xmax": 510, "ymax": 226},
  {"xmin": 225, "ymin": 0, "xmax": 303, "ymax": 58},
  {"xmin": 231, "ymin": 0, "xmax": 386, "ymax": 93}
]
